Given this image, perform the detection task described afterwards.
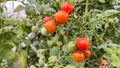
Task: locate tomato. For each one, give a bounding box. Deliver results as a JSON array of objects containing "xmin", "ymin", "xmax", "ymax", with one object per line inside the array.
[
  {"xmin": 43, "ymin": 16, "xmax": 52, "ymax": 24},
  {"xmin": 72, "ymin": 50, "xmax": 85, "ymax": 62},
  {"xmin": 31, "ymin": 25, "xmax": 39, "ymax": 32},
  {"xmin": 54, "ymin": 10, "xmax": 68, "ymax": 24},
  {"xmin": 100, "ymin": 59, "xmax": 108, "ymax": 66},
  {"xmin": 68, "ymin": 41, "xmax": 77, "ymax": 52},
  {"xmin": 44, "ymin": 21, "xmax": 57, "ymax": 33},
  {"xmin": 76, "ymin": 38, "xmax": 90, "ymax": 50},
  {"xmin": 61, "ymin": 2, "xmax": 74, "ymax": 14},
  {"xmin": 40, "ymin": 27, "xmax": 48, "ymax": 36},
  {"xmin": 84, "ymin": 49, "xmax": 91, "ymax": 59}
]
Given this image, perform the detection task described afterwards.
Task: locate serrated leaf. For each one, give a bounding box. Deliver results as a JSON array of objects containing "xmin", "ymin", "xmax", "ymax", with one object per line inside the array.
[
  {"xmin": 0, "ymin": 48, "xmax": 16, "ymax": 62},
  {"xmin": 105, "ymin": 48, "xmax": 114, "ymax": 54},
  {"xmin": 50, "ymin": 47, "xmax": 60, "ymax": 56},
  {"xmin": 48, "ymin": 56, "xmax": 57, "ymax": 63},
  {"xmin": 14, "ymin": 5, "xmax": 25, "ymax": 12},
  {"xmin": 62, "ymin": 45, "xmax": 69, "ymax": 53},
  {"xmin": 111, "ymin": 53, "xmax": 120, "ymax": 67}
]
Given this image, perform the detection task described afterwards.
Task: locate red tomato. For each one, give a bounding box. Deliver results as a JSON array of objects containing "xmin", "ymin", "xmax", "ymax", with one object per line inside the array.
[
  {"xmin": 100, "ymin": 59, "xmax": 108, "ymax": 66},
  {"xmin": 44, "ymin": 21, "xmax": 57, "ymax": 33},
  {"xmin": 84, "ymin": 49, "xmax": 91, "ymax": 59},
  {"xmin": 54, "ymin": 10, "xmax": 68, "ymax": 24},
  {"xmin": 72, "ymin": 50, "xmax": 85, "ymax": 62},
  {"xmin": 76, "ymin": 38, "xmax": 90, "ymax": 50},
  {"xmin": 43, "ymin": 16, "xmax": 52, "ymax": 24},
  {"xmin": 61, "ymin": 2, "xmax": 74, "ymax": 14}
]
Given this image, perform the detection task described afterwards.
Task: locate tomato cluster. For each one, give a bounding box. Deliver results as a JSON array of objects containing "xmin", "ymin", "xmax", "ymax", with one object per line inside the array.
[
  {"xmin": 71, "ymin": 38, "xmax": 91, "ymax": 62},
  {"xmin": 42, "ymin": 2, "xmax": 74, "ymax": 33}
]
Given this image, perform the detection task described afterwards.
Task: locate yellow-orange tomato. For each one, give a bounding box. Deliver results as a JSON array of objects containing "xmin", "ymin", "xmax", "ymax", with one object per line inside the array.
[
  {"xmin": 54, "ymin": 11, "xmax": 68, "ymax": 24},
  {"xmin": 44, "ymin": 21, "xmax": 57, "ymax": 33},
  {"xmin": 100, "ymin": 59, "xmax": 108, "ymax": 66},
  {"xmin": 72, "ymin": 50, "xmax": 85, "ymax": 62}
]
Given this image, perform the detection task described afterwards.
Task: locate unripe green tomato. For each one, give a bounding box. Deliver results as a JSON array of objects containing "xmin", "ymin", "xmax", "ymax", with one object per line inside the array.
[
  {"xmin": 40, "ymin": 27, "xmax": 48, "ymax": 36},
  {"xmin": 31, "ymin": 25, "xmax": 39, "ymax": 32},
  {"xmin": 68, "ymin": 41, "xmax": 77, "ymax": 52}
]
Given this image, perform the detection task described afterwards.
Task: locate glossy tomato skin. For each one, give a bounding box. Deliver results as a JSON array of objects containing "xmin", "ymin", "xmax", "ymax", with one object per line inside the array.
[
  {"xmin": 44, "ymin": 21, "xmax": 57, "ymax": 33},
  {"xmin": 61, "ymin": 2, "xmax": 74, "ymax": 14},
  {"xmin": 100, "ymin": 59, "xmax": 108, "ymax": 66},
  {"xmin": 54, "ymin": 11, "xmax": 68, "ymax": 24},
  {"xmin": 84, "ymin": 49, "xmax": 91, "ymax": 59},
  {"xmin": 76, "ymin": 38, "xmax": 90, "ymax": 50},
  {"xmin": 43, "ymin": 16, "xmax": 52, "ymax": 24},
  {"xmin": 72, "ymin": 50, "xmax": 85, "ymax": 62}
]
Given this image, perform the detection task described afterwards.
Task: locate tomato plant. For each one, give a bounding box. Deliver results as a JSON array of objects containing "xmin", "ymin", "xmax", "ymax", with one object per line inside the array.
[{"xmin": 0, "ymin": 0, "xmax": 120, "ymax": 68}]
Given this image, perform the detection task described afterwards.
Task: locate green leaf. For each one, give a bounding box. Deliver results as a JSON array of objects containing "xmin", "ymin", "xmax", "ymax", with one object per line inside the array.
[
  {"xmin": 50, "ymin": 47, "xmax": 60, "ymax": 56},
  {"xmin": 54, "ymin": 63, "xmax": 62, "ymax": 68},
  {"xmin": 65, "ymin": 65, "xmax": 76, "ymax": 68},
  {"xmin": 62, "ymin": 45, "xmax": 70, "ymax": 53},
  {"xmin": 21, "ymin": 21, "xmax": 31, "ymax": 33},
  {"xmin": 0, "ymin": 32, "xmax": 16, "ymax": 44},
  {"xmin": 18, "ymin": 50, "xmax": 27, "ymax": 68},
  {"xmin": 105, "ymin": 48, "xmax": 114, "ymax": 54},
  {"xmin": 14, "ymin": 5, "xmax": 25, "ymax": 12},
  {"xmin": 48, "ymin": 56, "xmax": 57, "ymax": 63},
  {"xmin": 52, "ymin": 34, "xmax": 59, "ymax": 44},
  {"xmin": 99, "ymin": 0, "xmax": 105, "ymax": 3},
  {"xmin": 0, "ymin": 0, "xmax": 4, "ymax": 3},
  {"xmin": 0, "ymin": 48, "xmax": 16, "ymax": 62},
  {"xmin": 111, "ymin": 53, "xmax": 120, "ymax": 67}
]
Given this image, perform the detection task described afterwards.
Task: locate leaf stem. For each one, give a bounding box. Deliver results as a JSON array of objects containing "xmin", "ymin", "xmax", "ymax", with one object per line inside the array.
[{"xmin": 85, "ymin": 0, "xmax": 88, "ymax": 13}]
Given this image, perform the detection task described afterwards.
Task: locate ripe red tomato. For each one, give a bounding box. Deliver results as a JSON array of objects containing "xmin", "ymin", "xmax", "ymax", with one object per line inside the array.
[
  {"xmin": 54, "ymin": 10, "xmax": 68, "ymax": 24},
  {"xmin": 44, "ymin": 21, "xmax": 57, "ymax": 33},
  {"xmin": 61, "ymin": 2, "xmax": 74, "ymax": 14},
  {"xmin": 76, "ymin": 38, "xmax": 90, "ymax": 50},
  {"xmin": 84, "ymin": 49, "xmax": 91, "ymax": 59},
  {"xmin": 72, "ymin": 50, "xmax": 85, "ymax": 62},
  {"xmin": 100, "ymin": 59, "xmax": 108, "ymax": 66},
  {"xmin": 43, "ymin": 16, "xmax": 52, "ymax": 24}
]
